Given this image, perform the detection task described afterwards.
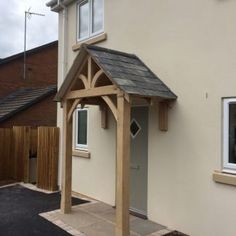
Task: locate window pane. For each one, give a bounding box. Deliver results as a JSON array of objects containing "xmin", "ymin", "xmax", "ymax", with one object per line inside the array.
[
  {"xmin": 92, "ymin": 0, "xmax": 103, "ymax": 34},
  {"xmin": 79, "ymin": 1, "xmax": 89, "ymax": 39},
  {"xmin": 77, "ymin": 110, "xmax": 87, "ymax": 145},
  {"xmin": 228, "ymin": 103, "xmax": 236, "ymax": 164}
]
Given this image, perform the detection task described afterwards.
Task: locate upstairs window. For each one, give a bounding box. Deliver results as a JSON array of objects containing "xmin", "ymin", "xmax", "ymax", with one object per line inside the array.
[
  {"xmin": 75, "ymin": 108, "xmax": 88, "ymax": 150},
  {"xmin": 77, "ymin": 0, "xmax": 104, "ymax": 41},
  {"xmin": 223, "ymin": 98, "xmax": 236, "ymax": 173}
]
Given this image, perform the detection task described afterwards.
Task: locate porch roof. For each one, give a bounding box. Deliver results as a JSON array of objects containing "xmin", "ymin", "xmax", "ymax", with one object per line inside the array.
[{"xmin": 55, "ymin": 44, "xmax": 177, "ymax": 102}]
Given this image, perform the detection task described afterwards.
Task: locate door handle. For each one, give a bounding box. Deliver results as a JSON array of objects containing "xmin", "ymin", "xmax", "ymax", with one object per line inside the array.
[{"xmin": 130, "ymin": 164, "xmax": 140, "ymax": 170}]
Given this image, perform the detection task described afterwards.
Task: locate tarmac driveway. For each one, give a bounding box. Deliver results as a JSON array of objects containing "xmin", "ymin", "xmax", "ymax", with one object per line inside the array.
[{"xmin": 0, "ymin": 184, "xmax": 87, "ymax": 236}]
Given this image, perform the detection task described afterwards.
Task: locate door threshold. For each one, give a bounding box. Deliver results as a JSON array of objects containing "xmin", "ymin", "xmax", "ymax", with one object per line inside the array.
[
  {"xmin": 112, "ymin": 206, "xmax": 147, "ymax": 220},
  {"xmin": 129, "ymin": 209, "xmax": 147, "ymax": 220}
]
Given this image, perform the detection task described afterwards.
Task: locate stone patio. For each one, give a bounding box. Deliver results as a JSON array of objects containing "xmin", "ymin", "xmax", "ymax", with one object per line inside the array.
[{"xmin": 40, "ymin": 201, "xmax": 174, "ymax": 236}]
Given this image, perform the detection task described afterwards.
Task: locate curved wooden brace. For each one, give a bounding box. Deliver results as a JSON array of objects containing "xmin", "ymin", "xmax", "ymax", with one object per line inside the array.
[
  {"xmin": 67, "ymin": 98, "xmax": 82, "ymax": 123},
  {"xmin": 91, "ymin": 69, "xmax": 104, "ymax": 88},
  {"xmin": 78, "ymin": 74, "xmax": 89, "ymax": 89},
  {"xmin": 102, "ymin": 96, "xmax": 118, "ymax": 121}
]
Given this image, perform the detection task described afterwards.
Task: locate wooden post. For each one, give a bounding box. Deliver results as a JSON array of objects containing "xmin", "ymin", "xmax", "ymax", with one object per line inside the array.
[
  {"xmin": 116, "ymin": 94, "xmax": 131, "ymax": 236},
  {"xmin": 61, "ymin": 100, "xmax": 73, "ymax": 214},
  {"xmin": 100, "ymin": 106, "xmax": 108, "ymax": 129},
  {"xmin": 88, "ymin": 57, "xmax": 93, "ymax": 87}
]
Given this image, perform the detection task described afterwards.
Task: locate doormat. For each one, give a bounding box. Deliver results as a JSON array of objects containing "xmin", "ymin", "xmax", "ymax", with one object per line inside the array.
[{"xmin": 164, "ymin": 230, "xmax": 189, "ymax": 236}]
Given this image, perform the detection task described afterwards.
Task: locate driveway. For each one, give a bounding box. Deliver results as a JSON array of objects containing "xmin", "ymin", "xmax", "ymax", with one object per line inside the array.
[{"xmin": 0, "ymin": 184, "xmax": 87, "ymax": 236}]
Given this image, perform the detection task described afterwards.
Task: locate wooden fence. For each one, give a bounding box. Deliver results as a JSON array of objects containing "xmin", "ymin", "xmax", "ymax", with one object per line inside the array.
[
  {"xmin": 0, "ymin": 128, "xmax": 13, "ymax": 181},
  {"xmin": 0, "ymin": 126, "xmax": 59, "ymax": 191},
  {"xmin": 37, "ymin": 127, "xmax": 59, "ymax": 191},
  {"xmin": 13, "ymin": 126, "xmax": 30, "ymax": 182}
]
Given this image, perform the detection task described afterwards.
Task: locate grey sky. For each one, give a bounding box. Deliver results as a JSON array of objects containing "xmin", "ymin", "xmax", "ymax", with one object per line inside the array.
[{"xmin": 0, "ymin": 0, "xmax": 58, "ymax": 58}]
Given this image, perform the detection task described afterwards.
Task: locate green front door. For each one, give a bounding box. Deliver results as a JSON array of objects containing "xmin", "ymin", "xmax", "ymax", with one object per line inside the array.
[{"xmin": 130, "ymin": 106, "xmax": 148, "ymax": 217}]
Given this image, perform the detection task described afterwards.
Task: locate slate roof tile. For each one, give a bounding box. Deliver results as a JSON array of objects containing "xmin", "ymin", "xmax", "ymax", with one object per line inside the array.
[
  {"xmin": 87, "ymin": 45, "xmax": 177, "ymax": 99},
  {"xmin": 0, "ymin": 85, "xmax": 57, "ymax": 123},
  {"xmin": 55, "ymin": 45, "xmax": 177, "ymax": 101}
]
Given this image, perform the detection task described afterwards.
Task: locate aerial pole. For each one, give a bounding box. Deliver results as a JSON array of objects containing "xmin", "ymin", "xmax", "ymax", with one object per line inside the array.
[{"xmin": 23, "ymin": 9, "xmax": 45, "ymax": 80}]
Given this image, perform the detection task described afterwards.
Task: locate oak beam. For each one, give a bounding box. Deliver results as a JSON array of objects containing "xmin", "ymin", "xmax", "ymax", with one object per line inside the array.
[
  {"xmin": 66, "ymin": 85, "xmax": 118, "ymax": 100},
  {"xmin": 102, "ymin": 96, "xmax": 118, "ymax": 121},
  {"xmin": 61, "ymin": 100, "xmax": 73, "ymax": 214},
  {"xmin": 78, "ymin": 74, "xmax": 89, "ymax": 89},
  {"xmin": 116, "ymin": 95, "xmax": 131, "ymax": 236},
  {"xmin": 91, "ymin": 69, "xmax": 103, "ymax": 88},
  {"xmin": 67, "ymin": 55, "xmax": 89, "ymax": 92},
  {"xmin": 88, "ymin": 57, "xmax": 93, "ymax": 86},
  {"xmin": 67, "ymin": 98, "xmax": 82, "ymax": 122}
]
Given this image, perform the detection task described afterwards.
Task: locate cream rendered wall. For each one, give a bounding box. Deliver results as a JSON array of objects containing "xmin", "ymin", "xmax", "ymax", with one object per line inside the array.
[
  {"xmin": 57, "ymin": 4, "xmax": 117, "ymax": 206},
  {"xmin": 56, "ymin": 0, "xmax": 236, "ymax": 235},
  {"xmin": 72, "ymin": 106, "xmax": 116, "ymax": 205}
]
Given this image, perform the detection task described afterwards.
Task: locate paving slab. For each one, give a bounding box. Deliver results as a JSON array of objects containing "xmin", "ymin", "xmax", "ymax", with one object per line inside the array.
[
  {"xmin": 98, "ymin": 207, "xmax": 137, "ymax": 224},
  {"xmin": 79, "ymin": 220, "xmax": 115, "ymax": 236},
  {"xmin": 79, "ymin": 220, "xmax": 138, "ymax": 236},
  {"xmin": 130, "ymin": 218, "xmax": 166, "ymax": 236},
  {"xmin": 44, "ymin": 202, "xmax": 169, "ymax": 236},
  {"xmin": 80, "ymin": 202, "xmax": 114, "ymax": 215},
  {"xmin": 56, "ymin": 209, "xmax": 103, "ymax": 228}
]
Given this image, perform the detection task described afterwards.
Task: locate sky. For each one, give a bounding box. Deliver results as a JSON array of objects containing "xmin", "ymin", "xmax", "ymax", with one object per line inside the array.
[{"xmin": 0, "ymin": 0, "xmax": 58, "ymax": 58}]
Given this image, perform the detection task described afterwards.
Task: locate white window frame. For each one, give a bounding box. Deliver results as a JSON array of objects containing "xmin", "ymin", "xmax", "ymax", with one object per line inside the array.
[
  {"xmin": 223, "ymin": 98, "xmax": 236, "ymax": 173},
  {"xmin": 77, "ymin": 0, "xmax": 104, "ymax": 42},
  {"xmin": 74, "ymin": 107, "xmax": 89, "ymax": 150}
]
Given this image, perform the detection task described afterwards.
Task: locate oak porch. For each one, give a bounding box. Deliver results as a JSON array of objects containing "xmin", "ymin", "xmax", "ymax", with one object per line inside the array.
[{"xmin": 55, "ymin": 44, "xmax": 177, "ymax": 236}]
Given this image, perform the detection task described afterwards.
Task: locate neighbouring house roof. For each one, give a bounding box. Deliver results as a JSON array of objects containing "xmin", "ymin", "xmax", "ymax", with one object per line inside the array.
[
  {"xmin": 55, "ymin": 44, "xmax": 177, "ymax": 102},
  {"xmin": 0, "ymin": 85, "xmax": 57, "ymax": 123},
  {"xmin": 0, "ymin": 41, "xmax": 58, "ymax": 66}
]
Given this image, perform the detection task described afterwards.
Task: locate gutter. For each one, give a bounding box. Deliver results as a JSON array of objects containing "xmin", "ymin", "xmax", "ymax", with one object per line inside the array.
[
  {"xmin": 59, "ymin": 1, "xmax": 69, "ymax": 79},
  {"xmin": 46, "ymin": 0, "xmax": 75, "ymax": 12},
  {"xmin": 46, "ymin": 0, "xmax": 68, "ymax": 87},
  {"xmin": 46, "ymin": 0, "xmax": 57, "ymax": 7}
]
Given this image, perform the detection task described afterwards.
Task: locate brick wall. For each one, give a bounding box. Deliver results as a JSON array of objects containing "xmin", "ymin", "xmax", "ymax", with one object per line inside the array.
[
  {"xmin": 0, "ymin": 42, "xmax": 58, "ymax": 98},
  {"xmin": 0, "ymin": 95, "xmax": 57, "ymax": 128},
  {"xmin": 0, "ymin": 42, "xmax": 58, "ymax": 127}
]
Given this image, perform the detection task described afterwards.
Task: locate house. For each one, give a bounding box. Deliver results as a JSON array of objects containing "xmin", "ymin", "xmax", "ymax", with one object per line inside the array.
[
  {"xmin": 47, "ymin": 1, "xmax": 236, "ymax": 236},
  {"xmin": 0, "ymin": 41, "xmax": 58, "ymax": 127},
  {"xmin": 0, "ymin": 85, "xmax": 57, "ymax": 127}
]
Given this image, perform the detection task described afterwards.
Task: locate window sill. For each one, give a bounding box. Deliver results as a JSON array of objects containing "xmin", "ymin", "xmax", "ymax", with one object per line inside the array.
[
  {"xmin": 72, "ymin": 149, "xmax": 90, "ymax": 159},
  {"xmin": 72, "ymin": 33, "xmax": 107, "ymax": 51},
  {"xmin": 212, "ymin": 170, "xmax": 236, "ymax": 186}
]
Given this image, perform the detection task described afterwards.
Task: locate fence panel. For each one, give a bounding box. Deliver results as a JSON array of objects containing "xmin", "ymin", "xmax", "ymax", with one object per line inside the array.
[
  {"xmin": 37, "ymin": 127, "xmax": 59, "ymax": 191},
  {"xmin": 0, "ymin": 128, "xmax": 13, "ymax": 181},
  {"xmin": 30, "ymin": 128, "xmax": 38, "ymax": 157},
  {"xmin": 13, "ymin": 126, "xmax": 30, "ymax": 182}
]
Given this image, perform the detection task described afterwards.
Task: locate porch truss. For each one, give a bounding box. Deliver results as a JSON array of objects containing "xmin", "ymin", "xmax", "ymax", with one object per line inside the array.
[{"xmin": 56, "ymin": 44, "xmax": 177, "ymax": 236}]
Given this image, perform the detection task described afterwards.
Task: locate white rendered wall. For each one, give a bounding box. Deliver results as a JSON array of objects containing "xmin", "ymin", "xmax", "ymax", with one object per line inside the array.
[
  {"xmin": 72, "ymin": 106, "xmax": 116, "ymax": 205},
  {"xmin": 56, "ymin": 0, "xmax": 236, "ymax": 235}
]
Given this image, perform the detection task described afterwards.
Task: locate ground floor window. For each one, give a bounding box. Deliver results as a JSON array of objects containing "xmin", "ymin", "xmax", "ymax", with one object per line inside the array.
[
  {"xmin": 223, "ymin": 98, "xmax": 236, "ymax": 173},
  {"xmin": 75, "ymin": 108, "xmax": 88, "ymax": 150}
]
